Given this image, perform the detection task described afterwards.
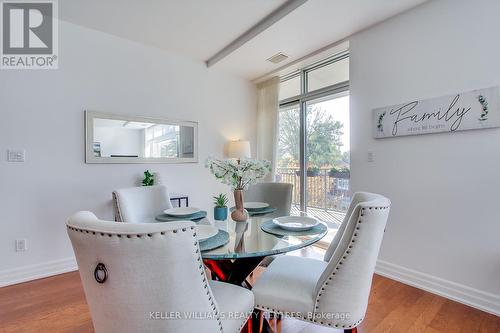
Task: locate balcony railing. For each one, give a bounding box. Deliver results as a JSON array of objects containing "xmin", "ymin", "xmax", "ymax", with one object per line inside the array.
[{"xmin": 276, "ymin": 167, "xmax": 350, "ymax": 212}]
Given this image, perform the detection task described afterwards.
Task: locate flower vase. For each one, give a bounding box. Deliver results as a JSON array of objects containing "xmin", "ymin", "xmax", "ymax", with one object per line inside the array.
[{"xmin": 231, "ymin": 189, "xmax": 248, "ymax": 222}]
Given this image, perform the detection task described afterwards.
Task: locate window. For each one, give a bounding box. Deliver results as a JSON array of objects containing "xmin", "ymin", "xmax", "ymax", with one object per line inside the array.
[
  {"xmin": 305, "ymin": 93, "xmax": 350, "ymax": 213},
  {"xmin": 145, "ymin": 124, "xmax": 180, "ymax": 158},
  {"xmin": 306, "ymin": 56, "xmax": 349, "ymax": 92},
  {"xmin": 276, "ymin": 52, "xmax": 350, "ymax": 227},
  {"xmin": 277, "ymin": 103, "xmax": 301, "ymax": 206},
  {"xmin": 278, "ymin": 74, "xmax": 300, "ymax": 101}
]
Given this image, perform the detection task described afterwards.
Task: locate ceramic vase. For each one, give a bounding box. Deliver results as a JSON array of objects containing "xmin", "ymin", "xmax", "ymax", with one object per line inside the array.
[{"xmin": 231, "ymin": 189, "xmax": 248, "ymax": 222}]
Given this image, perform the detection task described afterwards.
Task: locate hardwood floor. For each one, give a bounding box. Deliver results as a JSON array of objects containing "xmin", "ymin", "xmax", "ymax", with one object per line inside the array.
[{"xmin": 0, "ymin": 270, "xmax": 498, "ymax": 333}]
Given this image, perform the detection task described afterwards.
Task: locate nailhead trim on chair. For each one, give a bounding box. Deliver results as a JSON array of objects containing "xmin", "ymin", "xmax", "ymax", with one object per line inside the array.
[
  {"xmin": 255, "ymin": 204, "xmax": 389, "ymax": 330},
  {"xmin": 312, "ymin": 205, "xmax": 390, "ymax": 329},
  {"xmin": 189, "ymin": 229, "xmax": 224, "ymax": 332},
  {"xmin": 67, "ymin": 224, "xmax": 225, "ymax": 333}
]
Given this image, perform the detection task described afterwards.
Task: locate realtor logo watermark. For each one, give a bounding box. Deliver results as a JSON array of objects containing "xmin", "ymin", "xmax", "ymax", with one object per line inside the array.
[{"xmin": 1, "ymin": 0, "xmax": 58, "ymax": 69}]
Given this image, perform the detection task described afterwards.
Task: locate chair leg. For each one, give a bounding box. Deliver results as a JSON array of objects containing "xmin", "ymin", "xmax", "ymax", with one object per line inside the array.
[
  {"xmin": 250, "ymin": 309, "xmax": 263, "ymax": 333},
  {"xmin": 246, "ymin": 314, "xmax": 253, "ymax": 333},
  {"xmin": 244, "ymin": 279, "xmax": 253, "ymax": 289},
  {"xmin": 259, "ymin": 310, "xmax": 264, "ymax": 333},
  {"xmin": 344, "ymin": 327, "xmax": 358, "ymax": 333}
]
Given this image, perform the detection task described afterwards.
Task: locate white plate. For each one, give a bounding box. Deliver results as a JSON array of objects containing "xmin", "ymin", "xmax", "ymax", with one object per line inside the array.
[
  {"xmin": 272, "ymin": 216, "xmax": 319, "ymax": 231},
  {"xmin": 164, "ymin": 207, "xmax": 201, "ymax": 217},
  {"xmin": 196, "ymin": 225, "xmax": 218, "ymax": 241},
  {"xmin": 244, "ymin": 202, "xmax": 269, "ymax": 210}
]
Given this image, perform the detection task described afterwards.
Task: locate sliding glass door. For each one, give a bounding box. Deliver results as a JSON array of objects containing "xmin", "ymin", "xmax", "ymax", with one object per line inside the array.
[
  {"xmin": 276, "ymin": 52, "xmax": 350, "ymax": 224},
  {"xmin": 305, "ymin": 93, "xmax": 350, "ymax": 221},
  {"xmin": 276, "ymin": 103, "xmax": 301, "ymax": 208}
]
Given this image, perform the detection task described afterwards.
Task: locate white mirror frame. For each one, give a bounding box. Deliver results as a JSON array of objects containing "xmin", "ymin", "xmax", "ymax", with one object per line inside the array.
[{"xmin": 85, "ymin": 111, "xmax": 199, "ymax": 164}]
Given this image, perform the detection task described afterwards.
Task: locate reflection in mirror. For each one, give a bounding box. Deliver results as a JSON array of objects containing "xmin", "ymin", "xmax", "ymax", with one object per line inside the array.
[{"xmin": 86, "ymin": 112, "xmax": 197, "ymax": 164}]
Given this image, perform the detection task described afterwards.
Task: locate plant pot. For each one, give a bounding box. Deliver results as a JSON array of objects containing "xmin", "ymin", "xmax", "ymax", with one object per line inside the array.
[
  {"xmin": 329, "ymin": 171, "xmax": 350, "ymax": 179},
  {"xmin": 295, "ymin": 170, "xmax": 320, "ymax": 177},
  {"xmin": 214, "ymin": 206, "xmax": 228, "ymax": 221},
  {"xmin": 231, "ymin": 189, "xmax": 248, "ymax": 222}
]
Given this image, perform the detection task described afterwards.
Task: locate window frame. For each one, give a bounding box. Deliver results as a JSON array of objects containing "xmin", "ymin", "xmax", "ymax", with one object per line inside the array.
[{"xmin": 278, "ymin": 51, "xmax": 350, "ymax": 213}]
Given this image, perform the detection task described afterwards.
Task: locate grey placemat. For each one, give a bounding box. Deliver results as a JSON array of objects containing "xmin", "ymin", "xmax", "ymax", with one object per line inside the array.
[
  {"xmin": 155, "ymin": 210, "xmax": 207, "ymax": 222},
  {"xmin": 230, "ymin": 206, "xmax": 277, "ymax": 216},
  {"xmin": 199, "ymin": 229, "xmax": 229, "ymax": 251},
  {"xmin": 248, "ymin": 206, "xmax": 277, "ymax": 216},
  {"xmin": 261, "ymin": 219, "xmax": 328, "ymax": 237}
]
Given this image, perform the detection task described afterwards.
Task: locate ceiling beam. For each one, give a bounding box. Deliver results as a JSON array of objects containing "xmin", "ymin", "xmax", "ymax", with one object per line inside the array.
[{"xmin": 205, "ymin": 0, "xmax": 308, "ymax": 68}]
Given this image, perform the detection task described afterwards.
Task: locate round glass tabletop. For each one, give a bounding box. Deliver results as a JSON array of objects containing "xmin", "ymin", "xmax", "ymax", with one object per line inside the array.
[{"xmin": 199, "ymin": 215, "xmax": 327, "ymax": 260}]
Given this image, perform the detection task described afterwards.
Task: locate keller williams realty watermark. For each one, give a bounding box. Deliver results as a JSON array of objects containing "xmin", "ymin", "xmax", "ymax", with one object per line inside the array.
[{"xmin": 1, "ymin": 0, "xmax": 58, "ymax": 69}]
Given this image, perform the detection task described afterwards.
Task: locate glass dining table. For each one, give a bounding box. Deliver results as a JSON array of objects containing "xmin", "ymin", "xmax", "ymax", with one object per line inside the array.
[{"xmin": 150, "ymin": 211, "xmax": 328, "ymax": 286}]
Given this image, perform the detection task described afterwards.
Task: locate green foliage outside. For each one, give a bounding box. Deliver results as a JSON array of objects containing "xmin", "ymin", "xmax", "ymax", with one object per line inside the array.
[{"xmin": 278, "ymin": 105, "xmax": 348, "ymax": 169}]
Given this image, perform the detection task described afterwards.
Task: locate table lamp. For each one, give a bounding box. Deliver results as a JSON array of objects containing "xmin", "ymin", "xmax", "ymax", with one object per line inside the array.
[{"xmin": 227, "ymin": 140, "xmax": 251, "ymax": 162}]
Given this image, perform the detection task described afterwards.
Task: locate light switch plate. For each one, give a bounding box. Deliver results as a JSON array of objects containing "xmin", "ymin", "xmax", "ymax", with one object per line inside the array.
[
  {"xmin": 367, "ymin": 151, "xmax": 375, "ymax": 162},
  {"xmin": 7, "ymin": 149, "xmax": 25, "ymax": 162},
  {"xmin": 15, "ymin": 239, "xmax": 27, "ymax": 252}
]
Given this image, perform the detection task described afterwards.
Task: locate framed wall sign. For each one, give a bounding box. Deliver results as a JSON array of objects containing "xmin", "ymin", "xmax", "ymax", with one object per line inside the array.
[{"xmin": 373, "ymin": 86, "xmax": 500, "ymax": 138}]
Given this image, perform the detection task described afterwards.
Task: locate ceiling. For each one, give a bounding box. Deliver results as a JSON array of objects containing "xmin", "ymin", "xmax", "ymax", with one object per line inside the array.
[
  {"xmin": 60, "ymin": 0, "xmax": 429, "ymax": 81},
  {"xmin": 60, "ymin": 0, "xmax": 287, "ymax": 62}
]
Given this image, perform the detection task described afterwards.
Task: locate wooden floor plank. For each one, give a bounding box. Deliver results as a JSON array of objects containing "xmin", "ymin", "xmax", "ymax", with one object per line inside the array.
[
  {"xmin": 406, "ymin": 294, "xmax": 446, "ymax": 333},
  {"xmin": 0, "ymin": 270, "xmax": 499, "ymax": 333},
  {"xmin": 478, "ymin": 311, "xmax": 500, "ymax": 333}
]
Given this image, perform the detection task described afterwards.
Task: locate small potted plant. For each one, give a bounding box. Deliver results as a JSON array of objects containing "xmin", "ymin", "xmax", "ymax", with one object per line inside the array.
[
  {"xmin": 295, "ymin": 166, "xmax": 321, "ymax": 177},
  {"xmin": 329, "ymin": 166, "xmax": 350, "ymax": 179},
  {"xmin": 307, "ymin": 166, "xmax": 320, "ymax": 177},
  {"xmin": 142, "ymin": 170, "xmax": 154, "ymax": 186},
  {"xmin": 213, "ymin": 193, "xmax": 229, "ymax": 221}
]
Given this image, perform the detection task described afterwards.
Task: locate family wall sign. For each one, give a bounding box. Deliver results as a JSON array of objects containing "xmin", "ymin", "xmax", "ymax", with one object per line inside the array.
[{"xmin": 373, "ymin": 86, "xmax": 500, "ymax": 138}]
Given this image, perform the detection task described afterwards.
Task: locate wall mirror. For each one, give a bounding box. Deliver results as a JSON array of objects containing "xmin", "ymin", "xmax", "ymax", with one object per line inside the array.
[{"xmin": 85, "ymin": 111, "xmax": 198, "ymax": 164}]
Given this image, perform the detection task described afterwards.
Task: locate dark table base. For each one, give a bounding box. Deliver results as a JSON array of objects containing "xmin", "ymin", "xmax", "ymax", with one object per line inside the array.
[
  {"xmin": 204, "ymin": 257, "xmax": 263, "ymax": 285},
  {"xmin": 204, "ymin": 258, "xmax": 274, "ymax": 332}
]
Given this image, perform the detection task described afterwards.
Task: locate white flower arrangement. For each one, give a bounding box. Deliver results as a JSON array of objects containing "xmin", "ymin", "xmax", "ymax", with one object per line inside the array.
[{"xmin": 205, "ymin": 157, "xmax": 271, "ymax": 190}]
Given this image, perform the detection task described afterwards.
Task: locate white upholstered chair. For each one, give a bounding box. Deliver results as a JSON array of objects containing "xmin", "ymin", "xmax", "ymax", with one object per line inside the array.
[
  {"xmin": 245, "ymin": 182, "xmax": 293, "ymax": 268},
  {"xmin": 252, "ymin": 192, "xmax": 391, "ymax": 332},
  {"xmin": 244, "ymin": 182, "xmax": 293, "ymax": 218},
  {"xmin": 67, "ymin": 212, "xmax": 254, "ymax": 333},
  {"xmin": 112, "ymin": 185, "xmax": 173, "ymax": 223}
]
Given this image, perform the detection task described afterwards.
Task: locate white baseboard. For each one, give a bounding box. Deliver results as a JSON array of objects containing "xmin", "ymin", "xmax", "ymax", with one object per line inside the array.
[
  {"xmin": 0, "ymin": 257, "xmax": 77, "ymax": 287},
  {"xmin": 375, "ymin": 259, "xmax": 500, "ymax": 316}
]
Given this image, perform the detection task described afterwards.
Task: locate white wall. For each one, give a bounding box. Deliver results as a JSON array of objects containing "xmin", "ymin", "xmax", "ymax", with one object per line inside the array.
[
  {"xmin": 350, "ymin": 0, "xmax": 500, "ymax": 314},
  {"xmin": 0, "ymin": 20, "xmax": 256, "ymax": 285}
]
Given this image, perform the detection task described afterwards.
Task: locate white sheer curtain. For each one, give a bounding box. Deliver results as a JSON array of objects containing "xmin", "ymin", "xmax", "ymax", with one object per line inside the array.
[{"xmin": 256, "ymin": 77, "xmax": 279, "ymax": 181}]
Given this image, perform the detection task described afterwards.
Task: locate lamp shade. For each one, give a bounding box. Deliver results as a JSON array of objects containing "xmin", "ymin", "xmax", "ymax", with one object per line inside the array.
[{"xmin": 227, "ymin": 140, "xmax": 251, "ymax": 159}]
